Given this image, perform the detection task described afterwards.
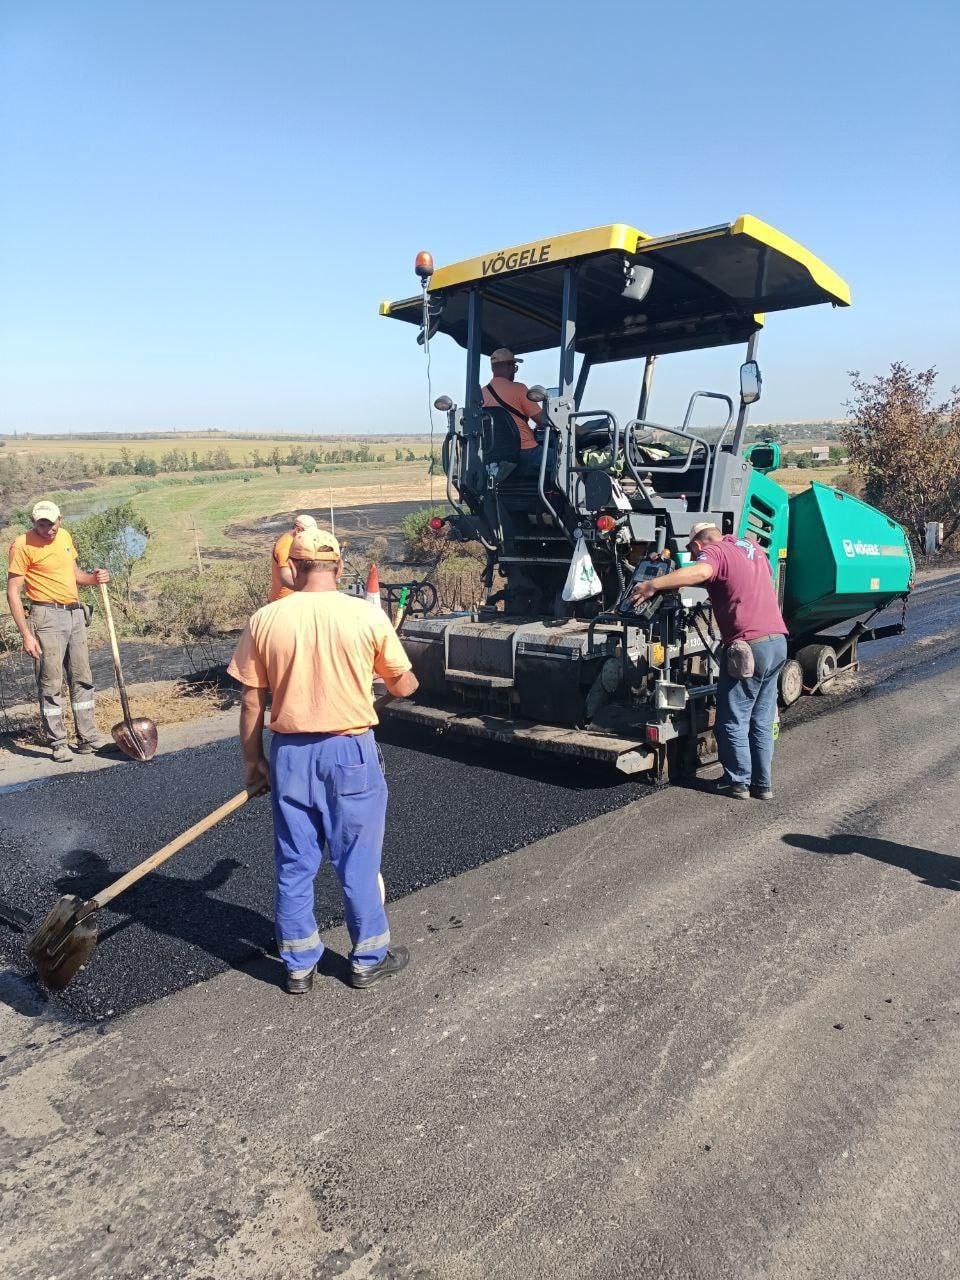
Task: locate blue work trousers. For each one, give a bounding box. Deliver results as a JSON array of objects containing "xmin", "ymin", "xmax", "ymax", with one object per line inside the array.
[
  {"xmin": 270, "ymin": 730, "xmax": 389, "ymax": 974},
  {"xmin": 715, "ymin": 634, "xmax": 787, "ymax": 790}
]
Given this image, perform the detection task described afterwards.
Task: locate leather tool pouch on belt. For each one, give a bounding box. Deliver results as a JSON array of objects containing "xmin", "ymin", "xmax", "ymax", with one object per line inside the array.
[
  {"xmin": 726, "ymin": 639, "xmax": 756, "ymax": 679},
  {"xmin": 80, "ymin": 602, "xmax": 93, "ymax": 627}
]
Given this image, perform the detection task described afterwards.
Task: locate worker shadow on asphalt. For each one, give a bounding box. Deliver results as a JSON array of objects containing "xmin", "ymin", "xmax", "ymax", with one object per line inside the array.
[
  {"xmin": 55, "ymin": 857, "xmax": 284, "ymax": 992},
  {"xmin": 782, "ymin": 832, "xmax": 960, "ymax": 892},
  {"xmin": 53, "ymin": 857, "xmax": 356, "ymax": 994}
]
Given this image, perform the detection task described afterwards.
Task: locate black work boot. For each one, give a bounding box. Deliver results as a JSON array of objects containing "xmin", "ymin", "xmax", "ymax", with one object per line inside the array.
[
  {"xmin": 350, "ymin": 945, "xmax": 410, "ymax": 990},
  {"xmin": 715, "ymin": 776, "xmax": 749, "ymax": 800},
  {"xmin": 751, "ymin": 786, "xmax": 774, "ymax": 801},
  {"xmin": 285, "ymin": 965, "xmax": 316, "ymax": 995}
]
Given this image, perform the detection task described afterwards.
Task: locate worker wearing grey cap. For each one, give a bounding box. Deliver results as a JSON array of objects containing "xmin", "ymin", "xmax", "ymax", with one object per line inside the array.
[
  {"xmin": 7, "ymin": 501, "xmax": 111, "ymax": 763},
  {"xmin": 630, "ymin": 522, "xmax": 788, "ymax": 800}
]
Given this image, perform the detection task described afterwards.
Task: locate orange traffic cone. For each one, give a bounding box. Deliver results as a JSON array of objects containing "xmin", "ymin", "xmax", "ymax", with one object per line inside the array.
[{"xmin": 365, "ymin": 563, "xmax": 382, "ymax": 611}]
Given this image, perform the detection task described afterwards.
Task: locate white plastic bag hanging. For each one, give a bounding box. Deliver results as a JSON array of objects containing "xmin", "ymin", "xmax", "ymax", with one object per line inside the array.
[{"xmin": 561, "ymin": 530, "xmax": 602, "ymax": 603}]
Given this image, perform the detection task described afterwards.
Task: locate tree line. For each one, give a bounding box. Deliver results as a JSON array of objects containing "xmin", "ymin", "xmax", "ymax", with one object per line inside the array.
[{"xmin": 0, "ymin": 444, "xmax": 434, "ymax": 515}]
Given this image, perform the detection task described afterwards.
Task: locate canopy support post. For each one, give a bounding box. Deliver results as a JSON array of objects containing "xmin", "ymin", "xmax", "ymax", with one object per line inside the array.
[
  {"xmin": 558, "ymin": 267, "xmax": 578, "ymax": 398},
  {"xmin": 732, "ymin": 330, "xmax": 760, "ymax": 453},
  {"xmin": 465, "ymin": 289, "xmax": 482, "ymax": 426},
  {"xmin": 637, "ymin": 354, "xmax": 657, "ymax": 421},
  {"xmin": 573, "ymin": 354, "xmax": 592, "ymax": 410}
]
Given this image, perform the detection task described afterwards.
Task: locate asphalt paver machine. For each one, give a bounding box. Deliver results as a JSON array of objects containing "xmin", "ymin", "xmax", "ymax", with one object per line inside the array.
[{"xmin": 380, "ymin": 217, "xmax": 912, "ymax": 777}]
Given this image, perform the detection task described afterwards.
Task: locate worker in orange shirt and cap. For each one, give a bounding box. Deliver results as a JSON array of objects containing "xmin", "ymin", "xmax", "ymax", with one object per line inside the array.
[
  {"xmin": 269, "ymin": 513, "xmax": 318, "ymax": 602},
  {"xmin": 229, "ymin": 525, "xmax": 419, "ymax": 995},
  {"xmin": 7, "ymin": 500, "xmax": 111, "ymax": 763}
]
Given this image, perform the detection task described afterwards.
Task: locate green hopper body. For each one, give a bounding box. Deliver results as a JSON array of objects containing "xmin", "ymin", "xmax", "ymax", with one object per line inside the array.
[{"xmin": 784, "ymin": 482, "xmax": 914, "ymax": 635}]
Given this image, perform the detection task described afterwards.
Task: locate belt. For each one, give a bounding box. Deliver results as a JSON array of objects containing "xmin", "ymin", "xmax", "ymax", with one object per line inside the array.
[
  {"xmin": 748, "ymin": 633, "xmax": 784, "ymax": 645},
  {"xmin": 30, "ymin": 600, "xmax": 82, "ymax": 611}
]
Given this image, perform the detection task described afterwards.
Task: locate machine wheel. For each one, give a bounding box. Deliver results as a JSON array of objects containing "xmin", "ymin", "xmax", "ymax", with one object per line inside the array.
[
  {"xmin": 795, "ymin": 643, "xmax": 838, "ymax": 695},
  {"xmin": 778, "ymin": 658, "xmax": 803, "ymax": 707}
]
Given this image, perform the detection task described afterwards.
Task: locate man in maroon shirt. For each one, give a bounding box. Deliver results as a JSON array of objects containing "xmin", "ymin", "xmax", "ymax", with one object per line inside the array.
[{"xmin": 630, "ymin": 522, "xmax": 788, "ymax": 799}]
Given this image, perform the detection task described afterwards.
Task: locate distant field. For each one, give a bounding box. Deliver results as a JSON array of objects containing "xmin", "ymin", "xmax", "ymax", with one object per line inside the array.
[
  {"xmin": 772, "ymin": 464, "xmax": 849, "ymax": 494},
  {"xmin": 3, "ymin": 428, "xmax": 850, "ymax": 581},
  {"xmin": 43, "ymin": 463, "xmax": 440, "ymax": 574},
  {"xmin": 0, "ymin": 433, "xmax": 433, "ymax": 463}
]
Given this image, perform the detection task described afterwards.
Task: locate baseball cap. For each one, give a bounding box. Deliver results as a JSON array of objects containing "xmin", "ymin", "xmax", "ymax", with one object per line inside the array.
[
  {"xmin": 32, "ymin": 500, "xmax": 61, "ymax": 523},
  {"xmin": 686, "ymin": 521, "xmax": 719, "ymax": 549},
  {"xmin": 288, "ymin": 527, "xmax": 341, "ymax": 562},
  {"xmin": 293, "ymin": 513, "xmax": 317, "ymax": 531},
  {"xmin": 490, "ymin": 347, "xmax": 522, "ymax": 365}
]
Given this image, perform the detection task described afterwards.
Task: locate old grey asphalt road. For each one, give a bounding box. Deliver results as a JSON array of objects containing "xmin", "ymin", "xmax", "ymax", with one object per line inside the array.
[{"xmin": 2, "ymin": 577, "xmax": 959, "ymax": 1279}]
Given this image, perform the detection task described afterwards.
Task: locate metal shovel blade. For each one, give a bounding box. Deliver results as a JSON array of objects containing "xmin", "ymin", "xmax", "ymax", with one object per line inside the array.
[
  {"xmin": 27, "ymin": 894, "xmax": 99, "ymax": 991},
  {"xmin": 111, "ymin": 716, "xmax": 159, "ymax": 762}
]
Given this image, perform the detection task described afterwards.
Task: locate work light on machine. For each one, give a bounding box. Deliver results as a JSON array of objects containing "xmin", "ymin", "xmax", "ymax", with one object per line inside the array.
[
  {"xmin": 526, "ymin": 384, "xmax": 547, "ymax": 404},
  {"xmin": 434, "ymin": 395, "xmax": 453, "ymax": 412},
  {"xmin": 415, "ymin": 251, "xmax": 434, "ymax": 282},
  {"xmin": 429, "ymin": 516, "xmax": 446, "ymax": 531},
  {"xmin": 595, "ymin": 514, "xmax": 617, "ymax": 533}
]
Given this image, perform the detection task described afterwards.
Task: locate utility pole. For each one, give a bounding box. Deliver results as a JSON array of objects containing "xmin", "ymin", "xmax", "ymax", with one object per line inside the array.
[
  {"xmin": 191, "ymin": 518, "xmax": 204, "ymax": 575},
  {"xmin": 329, "ymin": 488, "xmax": 335, "ymax": 536}
]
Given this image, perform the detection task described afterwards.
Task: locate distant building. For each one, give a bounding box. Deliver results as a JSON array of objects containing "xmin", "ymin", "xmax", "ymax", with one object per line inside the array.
[{"xmin": 810, "ymin": 446, "xmax": 830, "ymax": 463}]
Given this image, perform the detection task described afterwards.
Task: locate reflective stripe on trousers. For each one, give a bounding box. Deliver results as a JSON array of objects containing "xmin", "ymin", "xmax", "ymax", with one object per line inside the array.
[
  {"xmin": 29, "ymin": 605, "xmax": 98, "ymax": 746},
  {"xmin": 270, "ymin": 729, "xmax": 389, "ymax": 974}
]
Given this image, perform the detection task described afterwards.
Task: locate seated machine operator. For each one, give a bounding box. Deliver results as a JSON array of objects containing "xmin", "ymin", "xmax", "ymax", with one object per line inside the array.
[{"xmin": 481, "ymin": 348, "xmax": 548, "ymax": 475}]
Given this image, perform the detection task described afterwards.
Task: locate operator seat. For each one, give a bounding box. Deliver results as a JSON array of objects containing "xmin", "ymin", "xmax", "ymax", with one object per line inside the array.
[{"xmin": 480, "ymin": 406, "xmax": 523, "ymax": 464}]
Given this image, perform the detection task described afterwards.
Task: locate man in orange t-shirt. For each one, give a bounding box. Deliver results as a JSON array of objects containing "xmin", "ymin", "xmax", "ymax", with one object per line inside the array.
[
  {"xmin": 7, "ymin": 500, "xmax": 111, "ymax": 763},
  {"xmin": 269, "ymin": 513, "xmax": 317, "ymax": 602},
  {"xmin": 229, "ymin": 525, "xmax": 419, "ymax": 995},
  {"xmin": 481, "ymin": 347, "xmax": 544, "ymax": 453}
]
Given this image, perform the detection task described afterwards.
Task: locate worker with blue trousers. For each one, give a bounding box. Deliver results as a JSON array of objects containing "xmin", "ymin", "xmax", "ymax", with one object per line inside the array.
[
  {"xmin": 630, "ymin": 522, "xmax": 788, "ymax": 800},
  {"xmin": 228, "ymin": 525, "xmax": 419, "ymax": 995}
]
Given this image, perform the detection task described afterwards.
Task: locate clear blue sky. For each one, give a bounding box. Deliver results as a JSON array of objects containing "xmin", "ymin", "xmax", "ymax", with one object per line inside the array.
[{"xmin": 2, "ymin": 0, "xmax": 957, "ymax": 435}]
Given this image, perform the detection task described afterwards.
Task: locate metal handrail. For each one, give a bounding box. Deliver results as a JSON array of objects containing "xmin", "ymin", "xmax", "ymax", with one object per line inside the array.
[
  {"xmin": 623, "ymin": 418, "xmax": 723, "ymax": 513},
  {"xmin": 537, "ymin": 423, "xmax": 574, "ymax": 545},
  {"xmin": 444, "ymin": 427, "xmax": 467, "ymax": 517},
  {"xmin": 569, "ymin": 409, "xmax": 621, "ymax": 464},
  {"xmin": 680, "ymin": 391, "xmax": 733, "ymax": 434}
]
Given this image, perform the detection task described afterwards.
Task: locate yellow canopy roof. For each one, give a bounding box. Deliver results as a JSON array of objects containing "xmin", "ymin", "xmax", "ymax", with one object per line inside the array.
[{"xmin": 381, "ymin": 215, "xmax": 850, "ymax": 362}]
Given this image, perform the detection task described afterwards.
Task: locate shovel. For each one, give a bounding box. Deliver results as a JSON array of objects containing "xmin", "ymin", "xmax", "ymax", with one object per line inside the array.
[
  {"xmin": 28, "ymin": 788, "xmax": 256, "ymax": 991},
  {"xmin": 99, "ymin": 582, "xmax": 158, "ymax": 761}
]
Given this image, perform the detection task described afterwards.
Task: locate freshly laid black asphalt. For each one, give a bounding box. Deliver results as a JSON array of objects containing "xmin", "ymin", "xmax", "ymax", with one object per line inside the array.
[
  {"xmin": 0, "ymin": 571, "xmax": 956, "ymax": 1024},
  {"xmin": 0, "ymin": 729, "xmax": 648, "ymax": 1021}
]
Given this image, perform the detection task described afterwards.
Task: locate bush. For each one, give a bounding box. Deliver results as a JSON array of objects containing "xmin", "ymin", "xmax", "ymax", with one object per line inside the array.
[
  {"xmin": 150, "ymin": 559, "xmax": 270, "ymax": 640},
  {"xmin": 843, "ymin": 364, "xmax": 960, "ymax": 554},
  {"xmin": 401, "ymin": 506, "xmax": 452, "ymax": 563},
  {"xmin": 70, "ymin": 502, "xmax": 149, "ymax": 608},
  {"xmin": 365, "ymin": 535, "xmax": 389, "ymax": 566},
  {"xmin": 434, "ymin": 555, "xmax": 485, "ymax": 611}
]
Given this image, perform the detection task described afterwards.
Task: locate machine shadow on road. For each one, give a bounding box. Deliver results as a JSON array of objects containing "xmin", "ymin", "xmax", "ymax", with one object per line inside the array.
[{"xmin": 782, "ymin": 832, "xmax": 960, "ymax": 891}]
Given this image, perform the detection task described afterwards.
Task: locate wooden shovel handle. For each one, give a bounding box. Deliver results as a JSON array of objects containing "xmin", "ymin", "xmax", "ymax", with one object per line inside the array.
[
  {"xmin": 92, "ymin": 790, "xmax": 253, "ymax": 909},
  {"xmin": 99, "ymin": 582, "xmax": 135, "ymax": 726}
]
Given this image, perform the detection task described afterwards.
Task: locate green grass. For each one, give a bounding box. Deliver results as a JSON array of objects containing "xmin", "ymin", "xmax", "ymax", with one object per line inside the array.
[{"xmin": 43, "ymin": 463, "xmax": 432, "ymax": 575}]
